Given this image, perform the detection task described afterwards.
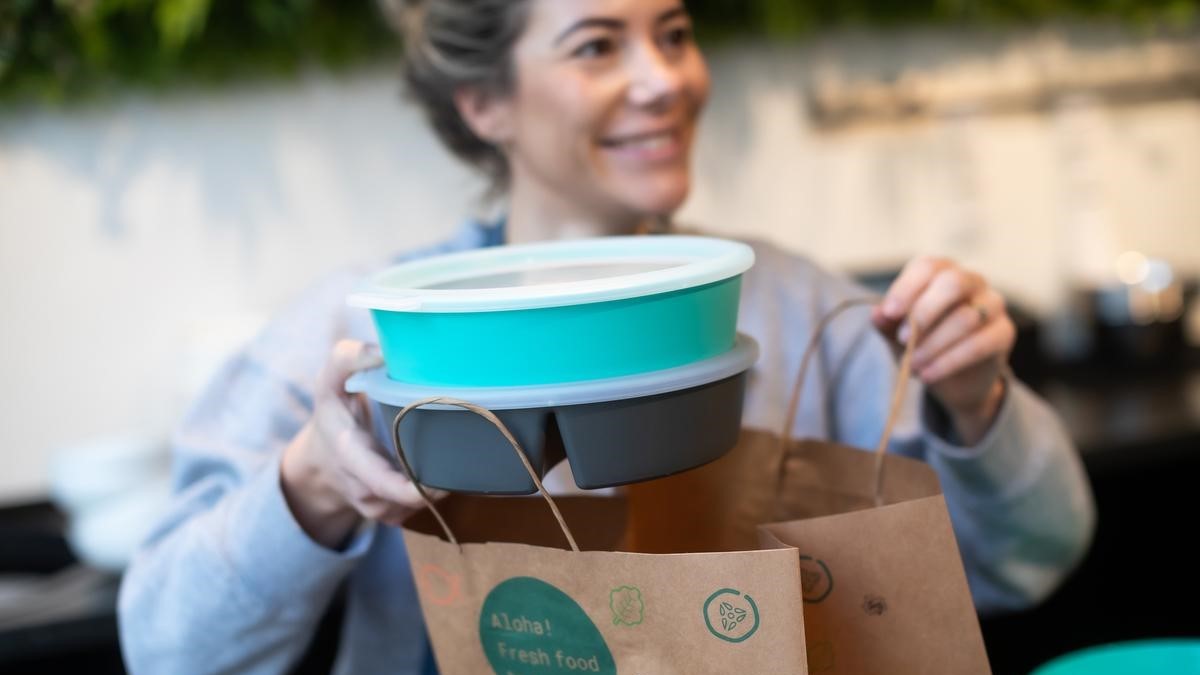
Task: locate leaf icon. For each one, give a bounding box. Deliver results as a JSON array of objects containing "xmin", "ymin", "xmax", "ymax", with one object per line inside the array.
[{"xmin": 609, "ymin": 586, "xmax": 644, "ymax": 626}]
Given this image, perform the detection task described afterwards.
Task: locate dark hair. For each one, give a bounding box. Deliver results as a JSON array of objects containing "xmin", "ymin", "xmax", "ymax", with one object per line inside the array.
[{"xmin": 382, "ymin": 0, "xmax": 532, "ymax": 195}]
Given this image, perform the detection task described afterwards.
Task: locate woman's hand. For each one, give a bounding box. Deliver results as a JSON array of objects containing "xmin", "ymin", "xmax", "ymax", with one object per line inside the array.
[
  {"xmin": 281, "ymin": 339, "xmax": 428, "ymax": 549},
  {"xmin": 871, "ymin": 256, "xmax": 1015, "ymax": 445}
]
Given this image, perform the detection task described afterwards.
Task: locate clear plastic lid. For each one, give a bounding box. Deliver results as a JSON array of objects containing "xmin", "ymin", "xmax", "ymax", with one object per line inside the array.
[
  {"xmin": 345, "ymin": 334, "xmax": 758, "ymax": 410},
  {"xmin": 346, "ymin": 235, "xmax": 754, "ymax": 313}
]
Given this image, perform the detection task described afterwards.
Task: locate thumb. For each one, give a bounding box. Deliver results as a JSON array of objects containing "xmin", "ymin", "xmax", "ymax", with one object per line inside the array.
[
  {"xmin": 318, "ymin": 340, "xmax": 384, "ymax": 397},
  {"xmin": 871, "ymin": 303, "xmax": 902, "ymax": 342}
]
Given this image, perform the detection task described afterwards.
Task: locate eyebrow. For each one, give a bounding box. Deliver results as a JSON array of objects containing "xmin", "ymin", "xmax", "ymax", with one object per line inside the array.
[{"xmin": 552, "ymin": 6, "xmax": 688, "ymax": 47}]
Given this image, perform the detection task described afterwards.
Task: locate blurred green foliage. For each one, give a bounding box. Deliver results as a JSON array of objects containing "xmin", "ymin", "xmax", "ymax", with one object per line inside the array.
[
  {"xmin": 2, "ymin": 0, "xmax": 1197, "ymax": 105},
  {"xmin": 0, "ymin": 0, "xmax": 397, "ymax": 104}
]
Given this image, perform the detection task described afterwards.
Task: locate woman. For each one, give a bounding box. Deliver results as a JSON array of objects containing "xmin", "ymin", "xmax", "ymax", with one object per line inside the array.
[{"xmin": 118, "ymin": 1, "xmax": 1095, "ymax": 673}]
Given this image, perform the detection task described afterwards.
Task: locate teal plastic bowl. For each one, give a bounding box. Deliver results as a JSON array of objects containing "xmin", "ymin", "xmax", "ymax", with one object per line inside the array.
[
  {"xmin": 1033, "ymin": 640, "xmax": 1200, "ymax": 675},
  {"xmin": 348, "ymin": 236, "xmax": 754, "ymax": 387}
]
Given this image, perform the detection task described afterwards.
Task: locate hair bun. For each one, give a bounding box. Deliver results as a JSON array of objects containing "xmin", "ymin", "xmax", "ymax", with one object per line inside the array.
[
  {"xmin": 381, "ymin": 0, "xmax": 531, "ymax": 196},
  {"xmin": 377, "ymin": 0, "xmax": 426, "ymax": 39}
]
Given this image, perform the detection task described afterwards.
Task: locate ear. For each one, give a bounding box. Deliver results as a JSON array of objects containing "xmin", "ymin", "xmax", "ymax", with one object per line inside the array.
[{"xmin": 453, "ymin": 86, "xmax": 515, "ymax": 145}]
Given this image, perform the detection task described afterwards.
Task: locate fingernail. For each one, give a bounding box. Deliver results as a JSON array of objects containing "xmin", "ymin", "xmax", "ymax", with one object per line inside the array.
[
  {"xmin": 360, "ymin": 344, "xmax": 384, "ymax": 365},
  {"xmin": 883, "ymin": 298, "xmax": 903, "ymax": 318},
  {"xmin": 897, "ymin": 323, "xmax": 911, "ymax": 344}
]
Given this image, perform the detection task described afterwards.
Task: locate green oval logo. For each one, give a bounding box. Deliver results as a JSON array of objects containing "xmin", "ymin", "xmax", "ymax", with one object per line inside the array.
[{"xmin": 480, "ymin": 577, "xmax": 615, "ymax": 674}]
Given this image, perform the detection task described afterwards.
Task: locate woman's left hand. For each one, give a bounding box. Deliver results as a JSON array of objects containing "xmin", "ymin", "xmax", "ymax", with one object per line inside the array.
[{"xmin": 871, "ymin": 256, "xmax": 1015, "ymax": 445}]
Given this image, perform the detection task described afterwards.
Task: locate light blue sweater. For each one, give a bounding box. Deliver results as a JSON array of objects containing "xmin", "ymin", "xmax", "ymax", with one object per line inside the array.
[{"xmin": 118, "ymin": 221, "xmax": 1095, "ymax": 674}]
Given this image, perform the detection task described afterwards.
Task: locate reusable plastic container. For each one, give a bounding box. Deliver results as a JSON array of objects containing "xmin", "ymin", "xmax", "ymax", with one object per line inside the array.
[
  {"xmin": 346, "ymin": 334, "xmax": 759, "ymax": 494},
  {"xmin": 347, "ymin": 236, "xmax": 754, "ymax": 387}
]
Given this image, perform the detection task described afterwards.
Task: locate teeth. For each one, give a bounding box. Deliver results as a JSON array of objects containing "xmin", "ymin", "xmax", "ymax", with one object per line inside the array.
[{"xmin": 615, "ymin": 132, "xmax": 673, "ymax": 150}]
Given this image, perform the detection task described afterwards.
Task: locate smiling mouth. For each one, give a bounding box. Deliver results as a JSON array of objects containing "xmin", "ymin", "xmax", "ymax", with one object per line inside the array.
[{"xmin": 599, "ymin": 128, "xmax": 680, "ymax": 151}]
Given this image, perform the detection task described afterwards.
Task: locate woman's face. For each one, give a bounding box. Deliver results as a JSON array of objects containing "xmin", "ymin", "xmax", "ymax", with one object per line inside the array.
[{"xmin": 489, "ymin": 0, "xmax": 710, "ymax": 224}]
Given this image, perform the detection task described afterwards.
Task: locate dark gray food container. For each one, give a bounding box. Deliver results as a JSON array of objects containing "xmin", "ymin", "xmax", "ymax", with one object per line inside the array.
[
  {"xmin": 350, "ymin": 334, "xmax": 758, "ymax": 494},
  {"xmin": 371, "ymin": 374, "xmax": 744, "ymax": 494}
]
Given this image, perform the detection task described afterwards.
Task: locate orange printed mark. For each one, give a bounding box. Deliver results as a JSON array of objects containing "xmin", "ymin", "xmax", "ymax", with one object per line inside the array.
[{"xmin": 416, "ymin": 564, "xmax": 462, "ymax": 607}]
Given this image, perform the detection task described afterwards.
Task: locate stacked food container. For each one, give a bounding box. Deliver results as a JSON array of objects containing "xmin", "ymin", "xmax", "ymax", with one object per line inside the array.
[{"xmin": 346, "ymin": 235, "xmax": 757, "ymax": 494}]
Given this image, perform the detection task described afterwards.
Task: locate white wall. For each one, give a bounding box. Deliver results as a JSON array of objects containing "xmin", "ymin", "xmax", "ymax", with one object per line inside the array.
[
  {"xmin": 0, "ymin": 74, "xmax": 482, "ymax": 502},
  {"xmin": 2, "ymin": 28, "xmax": 1198, "ymax": 503},
  {"xmin": 684, "ymin": 35, "xmax": 1200, "ymax": 304}
]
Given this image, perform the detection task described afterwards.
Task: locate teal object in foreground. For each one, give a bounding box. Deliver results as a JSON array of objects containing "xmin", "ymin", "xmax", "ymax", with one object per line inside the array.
[
  {"xmin": 371, "ymin": 276, "xmax": 741, "ymax": 386},
  {"xmin": 1033, "ymin": 640, "xmax": 1200, "ymax": 675},
  {"xmin": 351, "ymin": 235, "xmax": 755, "ymax": 387}
]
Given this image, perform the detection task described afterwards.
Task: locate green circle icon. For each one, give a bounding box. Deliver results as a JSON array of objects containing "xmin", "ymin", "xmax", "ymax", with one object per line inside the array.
[
  {"xmin": 702, "ymin": 588, "xmax": 761, "ymax": 643},
  {"xmin": 479, "ymin": 577, "xmax": 615, "ymax": 674}
]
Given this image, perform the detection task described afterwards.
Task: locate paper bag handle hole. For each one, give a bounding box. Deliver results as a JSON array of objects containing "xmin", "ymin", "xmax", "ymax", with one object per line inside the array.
[
  {"xmin": 777, "ymin": 298, "xmax": 920, "ymax": 508},
  {"xmin": 389, "ymin": 397, "xmax": 581, "ymax": 552}
]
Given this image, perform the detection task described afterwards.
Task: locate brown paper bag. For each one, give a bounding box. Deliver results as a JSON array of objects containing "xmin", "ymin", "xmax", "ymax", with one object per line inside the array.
[
  {"xmin": 628, "ymin": 299, "xmax": 991, "ymax": 674},
  {"xmin": 390, "ymin": 397, "xmax": 811, "ymax": 675},
  {"xmin": 757, "ymin": 447, "xmax": 990, "ymax": 674}
]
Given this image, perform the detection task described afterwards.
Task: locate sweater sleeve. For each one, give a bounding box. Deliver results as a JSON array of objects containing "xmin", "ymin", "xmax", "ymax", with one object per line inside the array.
[
  {"xmin": 116, "ymin": 223, "xmax": 494, "ymax": 673},
  {"xmin": 827, "ymin": 303, "xmax": 1096, "ymax": 615},
  {"xmin": 117, "ymin": 274, "xmax": 379, "ymax": 674},
  {"xmin": 916, "ymin": 377, "xmax": 1097, "ymax": 612}
]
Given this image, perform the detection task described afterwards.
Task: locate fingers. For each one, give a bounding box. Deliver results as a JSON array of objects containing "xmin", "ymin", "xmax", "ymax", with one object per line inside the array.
[
  {"xmin": 329, "ymin": 422, "xmax": 426, "ymax": 507},
  {"xmin": 916, "ymin": 313, "xmax": 1015, "ymax": 383},
  {"xmin": 353, "ymin": 479, "xmax": 431, "ymax": 527},
  {"xmin": 872, "ymin": 256, "xmax": 1015, "ymax": 384},
  {"xmin": 901, "ymin": 266, "xmax": 985, "ymax": 343},
  {"xmin": 878, "ymin": 257, "xmax": 951, "ymax": 326},
  {"xmin": 337, "ymin": 464, "xmax": 425, "ymax": 527},
  {"xmin": 370, "ymin": 494, "xmax": 428, "ymax": 527},
  {"xmin": 911, "ymin": 288, "xmax": 1005, "ymax": 371},
  {"xmin": 872, "ymin": 256, "xmax": 990, "ymax": 343},
  {"xmin": 311, "ymin": 355, "xmax": 427, "ymax": 523}
]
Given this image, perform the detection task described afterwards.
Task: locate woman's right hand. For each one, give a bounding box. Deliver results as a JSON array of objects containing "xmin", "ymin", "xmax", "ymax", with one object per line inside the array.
[{"xmin": 281, "ymin": 339, "xmax": 428, "ymax": 549}]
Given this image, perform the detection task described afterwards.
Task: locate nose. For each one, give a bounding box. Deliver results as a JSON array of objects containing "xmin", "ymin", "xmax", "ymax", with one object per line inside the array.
[{"xmin": 626, "ymin": 41, "xmax": 683, "ymax": 110}]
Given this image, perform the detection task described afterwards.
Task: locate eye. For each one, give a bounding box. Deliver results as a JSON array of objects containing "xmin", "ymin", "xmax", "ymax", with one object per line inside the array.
[
  {"xmin": 572, "ymin": 37, "xmax": 617, "ymax": 59},
  {"xmin": 663, "ymin": 26, "xmax": 692, "ymax": 47},
  {"xmin": 660, "ymin": 23, "xmax": 693, "ymax": 52}
]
